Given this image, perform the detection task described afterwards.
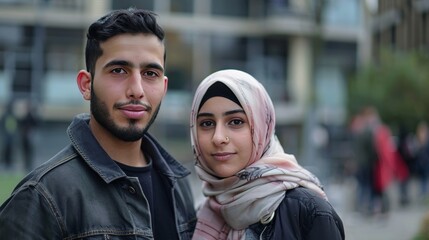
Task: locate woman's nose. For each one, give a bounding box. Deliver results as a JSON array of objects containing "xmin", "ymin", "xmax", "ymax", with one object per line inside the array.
[{"xmin": 212, "ymin": 125, "xmax": 229, "ymax": 145}]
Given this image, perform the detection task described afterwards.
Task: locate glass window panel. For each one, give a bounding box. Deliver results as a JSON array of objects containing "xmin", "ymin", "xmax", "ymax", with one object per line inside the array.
[
  {"xmin": 266, "ymin": 0, "xmax": 291, "ymax": 16},
  {"xmin": 263, "ymin": 37, "xmax": 288, "ymax": 101},
  {"xmin": 211, "ymin": 0, "xmax": 248, "ymax": 17},
  {"xmin": 323, "ymin": 0, "xmax": 361, "ymax": 27},
  {"xmin": 211, "ymin": 35, "xmax": 247, "ymax": 71},
  {"xmin": 171, "ymin": 0, "xmax": 193, "ymax": 13},
  {"xmin": 111, "ymin": 0, "xmax": 154, "ymax": 10},
  {"xmin": 45, "ymin": 28, "xmax": 83, "ymax": 71},
  {"xmin": 164, "ymin": 31, "xmax": 194, "ymax": 90}
]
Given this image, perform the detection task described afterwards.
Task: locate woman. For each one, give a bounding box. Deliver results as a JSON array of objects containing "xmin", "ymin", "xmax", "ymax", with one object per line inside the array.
[{"xmin": 190, "ymin": 69, "xmax": 345, "ymax": 239}]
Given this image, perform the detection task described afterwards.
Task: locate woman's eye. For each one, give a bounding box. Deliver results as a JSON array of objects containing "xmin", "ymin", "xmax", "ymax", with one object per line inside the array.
[
  {"xmin": 199, "ymin": 120, "xmax": 214, "ymax": 128},
  {"xmin": 230, "ymin": 119, "xmax": 244, "ymax": 126}
]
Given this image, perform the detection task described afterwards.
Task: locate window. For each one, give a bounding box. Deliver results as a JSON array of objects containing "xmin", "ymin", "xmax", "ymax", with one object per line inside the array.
[
  {"xmin": 211, "ymin": 0, "xmax": 248, "ymax": 17},
  {"xmin": 211, "ymin": 35, "xmax": 247, "ymax": 71},
  {"xmin": 171, "ymin": 0, "xmax": 193, "ymax": 13},
  {"xmin": 111, "ymin": 0, "xmax": 154, "ymax": 10}
]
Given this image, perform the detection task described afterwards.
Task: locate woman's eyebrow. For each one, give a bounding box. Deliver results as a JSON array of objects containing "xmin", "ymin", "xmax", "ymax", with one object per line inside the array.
[
  {"xmin": 197, "ymin": 109, "xmax": 244, "ymax": 119},
  {"xmin": 224, "ymin": 109, "xmax": 245, "ymax": 116},
  {"xmin": 197, "ymin": 112, "xmax": 213, "ymax": 119}
]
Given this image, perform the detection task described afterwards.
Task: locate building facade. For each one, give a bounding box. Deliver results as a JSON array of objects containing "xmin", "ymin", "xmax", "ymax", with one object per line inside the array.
[
  {"xmin": 372, "ymin": 0, "xmax": 429, "ymax": 54},
  {"xmin": 0, "ymin": 0, "xmax": 366, "ymax": 160}
]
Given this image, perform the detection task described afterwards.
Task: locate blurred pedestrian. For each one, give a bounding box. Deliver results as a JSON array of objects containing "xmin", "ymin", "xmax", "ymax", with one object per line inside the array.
[
  {"xmin": 350, "ymin": 107, "xmax": 377, "ymax": 215},
  {"xmin": 190, "ymin": 69, "xmax": 344, "ymax": 239},
  {"xmin": 414, "ymin": 121, "xmax": 429, "ymax": 200},
  {"xmin": 17, "ymin": 99, "xmax": 38, "ymax": 172},
  {"xmin": 366, "ymin": 106, "xmax": 395, "ymax": 215},
  {"xmin": 352, "ymin": 106, "xmax": 405, "ymax": 216},
  {"xmin": 365, "ymin": 107, "xmax": 411, "ymax": 216},
  {"xmin": 0, "ymin": 100, "xmax": 18, "ymax": 170},
  {"xmin": 396, "ymin": 125, "xmax": 415, "ymax": 206}
]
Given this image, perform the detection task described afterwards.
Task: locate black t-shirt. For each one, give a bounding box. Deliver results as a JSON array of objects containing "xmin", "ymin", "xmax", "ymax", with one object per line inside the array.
[{"xmin": 116, "ymin": 157, "xmax": 178, "ymax": 239}]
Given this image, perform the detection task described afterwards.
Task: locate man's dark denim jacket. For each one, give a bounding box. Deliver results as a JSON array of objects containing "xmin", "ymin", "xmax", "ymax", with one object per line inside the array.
[{"xmin": 0, "ymin": 113, "xmax": 196, "ymax": 239}]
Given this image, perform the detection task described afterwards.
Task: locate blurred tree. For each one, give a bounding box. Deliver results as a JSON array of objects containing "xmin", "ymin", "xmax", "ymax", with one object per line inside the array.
[{"xmin": 348, "ymin": 49, "xmax": 429, "ymax": 132}]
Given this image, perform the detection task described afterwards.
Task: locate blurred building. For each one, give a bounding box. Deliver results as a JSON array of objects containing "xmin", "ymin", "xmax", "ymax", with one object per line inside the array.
[
  {"xmin": 372, "ymin": 0, "xmax": 429, "ymax": 54},
  {"xmin": 0, "ymin": 0, "xmax": 367, "ymax": 157}
]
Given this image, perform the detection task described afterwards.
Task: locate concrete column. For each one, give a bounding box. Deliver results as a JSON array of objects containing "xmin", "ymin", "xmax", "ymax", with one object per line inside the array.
[
  {"xmin": 358, "ymin": 0, "xmax": 374, "ymax": 68},
  {"xmin": 194, "ymin": 0, "xmax": 211, "ymax": 15},
  {"xmin": 154, "ymin": 0, "xmax": 170, "ymax": 13},
  {"xmin": 192, "ymin": 33, "xmax": 211, "ymax": 88},
  {"xmin": 86, "ymin": 1, "xmax": 110, "ymax": 20},
  {"xmin": 287, "ymin": 36, "xmax": 312, "ymax": 107}
]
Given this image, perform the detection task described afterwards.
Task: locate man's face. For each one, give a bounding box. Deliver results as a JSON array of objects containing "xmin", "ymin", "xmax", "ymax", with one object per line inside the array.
[{"xmin": 90, "ymin": 33, "xmax": 167, "ymax": 142}]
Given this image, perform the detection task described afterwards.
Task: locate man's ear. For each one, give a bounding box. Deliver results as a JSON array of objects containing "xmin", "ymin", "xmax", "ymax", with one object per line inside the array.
[
  {"xmin": 164, "ymin": 76, "xmax": 168, "ymax": 95},
  {"xmin": 77, "ymin": 70, "xmax": 91, "ymax": 100}
]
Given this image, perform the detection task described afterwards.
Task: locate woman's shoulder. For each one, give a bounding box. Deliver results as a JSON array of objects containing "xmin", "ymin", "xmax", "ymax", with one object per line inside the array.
[
  {"xmin": 247, "ymin": 187, "xmax": 344, "ymax": 240},
  {"xmin": 273, "ymin": 187, "xmax": 345, "ymax": 239},
  {"xmin": 283, "ymin": 186, "xmax": 333, "ymax": 212}
]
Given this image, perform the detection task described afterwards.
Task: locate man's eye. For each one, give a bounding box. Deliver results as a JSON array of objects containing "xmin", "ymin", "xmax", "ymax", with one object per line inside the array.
[
  {"xmin": 143, "ymin": 71, "xmax": 159, "ymax": 77},
  {"xmin": 111, "ymin": 68, "xmax": 126, "ymax": 74}
]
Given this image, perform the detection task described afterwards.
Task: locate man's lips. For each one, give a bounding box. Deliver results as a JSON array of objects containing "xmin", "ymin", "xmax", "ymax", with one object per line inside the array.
[
  {"xmin": 119, "ymin": 105, "xmax": 149, "ymax": 119},
  {"xmin": 120, "ymin": 105, "xmax": 147, "ymax": 111}
]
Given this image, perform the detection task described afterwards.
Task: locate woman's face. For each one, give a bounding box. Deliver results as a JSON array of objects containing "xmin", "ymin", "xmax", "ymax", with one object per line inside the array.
[{"xmin": 196, "ymin": 97, "xmax": 253, "ymax": 178}]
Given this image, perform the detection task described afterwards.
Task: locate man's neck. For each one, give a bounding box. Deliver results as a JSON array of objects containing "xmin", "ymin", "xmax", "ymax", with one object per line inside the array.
[{"xmin": 89, "ymin": 120, "xmax": 147, "ymax": 167}]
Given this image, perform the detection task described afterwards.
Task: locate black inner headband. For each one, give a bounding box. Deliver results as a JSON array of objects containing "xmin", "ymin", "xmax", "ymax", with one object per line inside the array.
[{"xmin": 198, "ymin": 81, "xmax": 242, "ymax": 111}]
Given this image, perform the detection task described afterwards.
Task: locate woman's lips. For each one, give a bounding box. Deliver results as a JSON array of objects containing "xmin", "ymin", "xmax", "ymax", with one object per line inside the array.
[{"xmin": 212, "ymin": 152, "xmax": 234, "ymax": 161}]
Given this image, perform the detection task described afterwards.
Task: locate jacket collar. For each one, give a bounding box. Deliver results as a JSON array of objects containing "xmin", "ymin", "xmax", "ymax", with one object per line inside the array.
[{"xmin": 67, "ymin": 113, "xmax": 190, "ymax": 184}]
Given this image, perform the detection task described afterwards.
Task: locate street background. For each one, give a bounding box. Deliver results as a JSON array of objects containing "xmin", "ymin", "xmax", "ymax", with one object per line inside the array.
[{"xmin": 1, "ymin": 1, "xmax": 429, "ymax": 239}]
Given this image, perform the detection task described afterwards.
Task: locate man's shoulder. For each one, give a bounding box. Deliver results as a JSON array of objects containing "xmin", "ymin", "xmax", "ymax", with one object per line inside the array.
[{"xmin": 14, "ymin": 145, "xmax": 82, "ymax": 191}]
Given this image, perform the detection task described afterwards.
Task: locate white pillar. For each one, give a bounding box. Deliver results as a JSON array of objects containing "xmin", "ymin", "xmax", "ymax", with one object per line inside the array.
[
  {"xmin": 287, "ymin": 36, "xmax": 312, "ymax": 107},
  {"xmin": 192, "ymin": 33, "xmax": 211, "ymax": 88},
  {"xmin": 86, "ymin": 1, "xmax": 110, "ymax": 20}
]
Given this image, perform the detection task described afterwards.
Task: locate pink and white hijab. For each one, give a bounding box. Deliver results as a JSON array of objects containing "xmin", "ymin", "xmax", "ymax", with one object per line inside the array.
[{"xmin": 190, "ymin": 69, "xmax": 326, "ymax": 240}]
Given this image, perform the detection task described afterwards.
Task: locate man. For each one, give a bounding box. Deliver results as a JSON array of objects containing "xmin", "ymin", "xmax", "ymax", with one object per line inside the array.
[{"xmin": 0, "ymin": 8, "xmax": 196, "ymax": 239}]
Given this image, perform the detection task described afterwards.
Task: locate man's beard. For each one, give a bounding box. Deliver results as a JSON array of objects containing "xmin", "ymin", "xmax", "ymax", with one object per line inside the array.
[{"xmin": 90, "ymin": 88, "xmax": 161, "ymax": 142}]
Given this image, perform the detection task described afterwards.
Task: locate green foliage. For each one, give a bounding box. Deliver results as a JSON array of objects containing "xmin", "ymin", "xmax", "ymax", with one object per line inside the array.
[
  {"xmin": 348, "ymin": 49, "xmax": 429, "ymax": 132},
  {"xmin": 0, "ymin": 173, "xmax": 23, "ymax": 205}
]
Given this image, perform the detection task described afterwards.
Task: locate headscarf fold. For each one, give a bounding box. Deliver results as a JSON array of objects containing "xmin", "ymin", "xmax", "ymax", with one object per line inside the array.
[{"xmin": 190, "ymin": 69, "xmax": 326, "ymax": 240}]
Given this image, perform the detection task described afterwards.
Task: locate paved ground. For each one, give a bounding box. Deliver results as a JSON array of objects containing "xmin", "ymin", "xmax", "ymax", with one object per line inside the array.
[
  {"xmin": 2, "ymin": 123, "xmax": 428, "ymax": 240},
  {"xmin": 327, "ymin": 178, "xmax": 427, "ymax": 240}
]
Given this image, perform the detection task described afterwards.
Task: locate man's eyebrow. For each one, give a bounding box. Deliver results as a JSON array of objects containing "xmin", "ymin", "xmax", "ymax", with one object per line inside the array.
[
  {"xmin": 196, "ymin": 109, "xmax": 245, "ymax": 119},
  {"xmin": 103, "ymin": 60, "xmax": 132, "ymax": 70},
  {"xmin": 145, "ymin": 63, "xmax": 164, "ymax": 73},
  {"xmin": 103, "ymin": 60, "xmax": 164, "ymax": 73}
]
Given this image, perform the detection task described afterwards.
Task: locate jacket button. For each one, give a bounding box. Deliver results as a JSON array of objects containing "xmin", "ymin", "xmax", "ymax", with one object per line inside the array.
[{"xmin": 128, "ymin": 186, "xmax": 136, "ymax": 194}]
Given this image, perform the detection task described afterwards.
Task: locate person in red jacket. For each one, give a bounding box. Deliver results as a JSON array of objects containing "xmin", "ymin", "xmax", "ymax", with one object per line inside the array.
[{"xmin": 361, "ymin": 106, "xmax": 409, "ymax": 215}]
